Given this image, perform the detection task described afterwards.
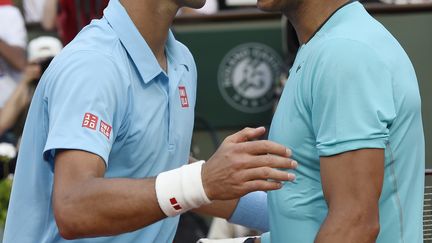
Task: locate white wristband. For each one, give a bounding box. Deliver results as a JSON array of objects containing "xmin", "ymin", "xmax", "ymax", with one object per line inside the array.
[{"xmin": 155, "ymin": 160, "xmax": 212, "ymax": 217}]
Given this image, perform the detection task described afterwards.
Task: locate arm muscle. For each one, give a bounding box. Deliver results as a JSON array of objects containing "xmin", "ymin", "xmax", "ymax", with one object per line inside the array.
[{"xmin": 315, "ymin": 148, "xmax": 384, "ymax": 243}]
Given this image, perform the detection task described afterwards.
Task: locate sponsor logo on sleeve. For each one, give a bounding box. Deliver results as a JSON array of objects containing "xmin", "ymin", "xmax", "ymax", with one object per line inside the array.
[
  {"xmin": 178, "ymin": 86, "xmax": 189, "ymax": 108},
  {"xmin": 99, "ymin": 120, "xmax": 112, "ymax": 139},
  {"xmin": 82, "ymin": 113, "xmax": 98, "ymax": 130}
]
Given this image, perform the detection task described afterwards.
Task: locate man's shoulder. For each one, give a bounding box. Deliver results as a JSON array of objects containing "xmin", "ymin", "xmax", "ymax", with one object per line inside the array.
[
  {"xmin": 66, "ymin": 19, "xmax": 124, "ymax": 61},
  {"xmin": 307, "ymin": 37, "xmax": 382, "ymax": 69},
  {"xmin": 52, "ymin": 21, "xmax": 127, "ymax": 76},
  {"xmin": 172, "ymin": 39, "xmax": 195, "ymax": 64},
  {"xmin": 42, "ymin": 46, "xmax": 129, "ymax": 100}
]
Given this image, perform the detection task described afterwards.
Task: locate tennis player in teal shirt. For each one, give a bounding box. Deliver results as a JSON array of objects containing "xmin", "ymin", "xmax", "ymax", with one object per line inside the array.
[
  {"xmin": 3, "ymin": 0, "xmax": 298, "ymax": 242},
  {"xmin": 259, "ymin": 0, "xmax": 425, "ymax": 242}
]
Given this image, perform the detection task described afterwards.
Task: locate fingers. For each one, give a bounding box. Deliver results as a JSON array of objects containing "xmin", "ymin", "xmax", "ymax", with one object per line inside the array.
[
  {"xmin": 226, "ymin": 127, "xmax": 266, "ymax": 143},
  {"xmin": 243, "ymin": 180, "xmax": 284, "ymax": 192},
  {"xmin": 241, "ymin": 154, "xmax": 297, "ymax": 170},
  {"xmin": 241, "ymin": 167, "xmax": 296, "ymax": 182},
  {"xmin": 240, "ymin": 140, "xmax": 292, "ymax": 157}
]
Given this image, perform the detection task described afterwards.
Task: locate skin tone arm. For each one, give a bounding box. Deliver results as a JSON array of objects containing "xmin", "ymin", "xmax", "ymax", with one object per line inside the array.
[
  {"xmin": 53, "ymin": 127, "xmax": 297, "ymax": 240},
  {"xmin": 315, "ymin": 149, "xmax": 384, "ymax": 243},
  {"xmin": 0, "ymin": 65, "xmax": 41, "ymax": 135},
  {"xmin": 41, "ymin": 0, "xmax": 59, "ymax": 31},
  {"xmin": 0, "ymin": 39, "xmax": 26, "ymax": 72}
]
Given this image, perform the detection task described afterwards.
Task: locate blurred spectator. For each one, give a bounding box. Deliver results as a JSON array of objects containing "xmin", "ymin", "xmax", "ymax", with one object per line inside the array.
[
  {"xmin": 42, "ymin": 0, "xmax": 108, "ymax": 45},
  {"xmin": 0, "ymin": 36, "xmax": 62, "ymax": 139},
  {"xmin": 0, "ymin": 0, "xmax": 27, "ymax": 118},
  {"xmin": 23, "ymin": 0, "xmax": 47, "ymax": 24},
  {"xmin": 23, "ymin": 0, "xmax": 58, "ymax": 41}
]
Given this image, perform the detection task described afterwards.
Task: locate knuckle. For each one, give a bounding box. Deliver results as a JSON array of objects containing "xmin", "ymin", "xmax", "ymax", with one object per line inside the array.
[
  {"xmin": 244, "ymin": 127, "xmax": 252, "ymax": 131},
  {"xmin": 265, "ymin": 154, "xmax": 275, "ymax": 164},
  {"xmin": 231, "ymin": 160, "xmax": 243, "ymax": 170},
  {"xmin": 246, "ymin": 181, "xmax": 260, "ymax": 192},
  {"xmin": 263, "ymin": 141, "xmax": 272, "ymax": 151},
  {"xmin": 235, "ymin": 143, "xmax": 246, "ymax": 153},
  {"xmin": 261, "ymin": 167, "xmax": 272, "ymax": 178}
]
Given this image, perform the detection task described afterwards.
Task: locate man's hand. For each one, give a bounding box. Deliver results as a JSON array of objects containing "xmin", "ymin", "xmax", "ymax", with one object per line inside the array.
[
  {"xmin": 202, "ymin": 127, "xmax": 297, "ymax": 200},
  {"xmin": 0, "ymin": 40, "xmax": 26, "ymax": 71},
  {"xmin": 21, "ymin": 64, "xmax": 41, "ymax": 84}
]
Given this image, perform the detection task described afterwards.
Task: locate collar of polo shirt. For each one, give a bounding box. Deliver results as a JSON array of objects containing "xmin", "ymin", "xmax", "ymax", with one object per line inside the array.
[{"xmin": 104, "ymin": 0, "xmax": 190, "ymax": 84}]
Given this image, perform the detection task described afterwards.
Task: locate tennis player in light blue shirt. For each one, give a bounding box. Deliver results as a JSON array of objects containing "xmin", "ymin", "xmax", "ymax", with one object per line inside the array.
[
  {"xmin": 261, "ymin": 1, "xmax": 424, "ymax": 242},
  {"xmin": 4, "ymin": 0, "xmax": 296, "ymax": 242},
  {"xmin": 4, "ymin": 0, "xmax": 197, "ymax": 242}
]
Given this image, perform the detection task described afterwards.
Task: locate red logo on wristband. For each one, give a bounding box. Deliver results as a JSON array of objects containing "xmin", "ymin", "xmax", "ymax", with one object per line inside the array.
[{"xmin": 170, "ymin": 197, "xmax": 182, "ymax": 211}]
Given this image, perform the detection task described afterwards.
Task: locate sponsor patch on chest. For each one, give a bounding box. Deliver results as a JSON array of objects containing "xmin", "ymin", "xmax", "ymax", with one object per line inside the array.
[{"xmin": 178, "ymin": 86, "xmax": 189, "ymax": 108}]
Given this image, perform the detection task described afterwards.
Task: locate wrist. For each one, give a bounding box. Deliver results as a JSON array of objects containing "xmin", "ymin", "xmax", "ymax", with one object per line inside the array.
[
  {"xmin": 155, "ymin": 161, "xmax": 212, "ymax": 217},
  {"xmin": 200, "ymin": 161, "xmax": 215, "ymax": 200}
]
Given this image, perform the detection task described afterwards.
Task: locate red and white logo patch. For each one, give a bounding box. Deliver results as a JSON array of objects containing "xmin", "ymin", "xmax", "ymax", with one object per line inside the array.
[
  {"xmin": 82, "ymin": 113, "xmax": 98, "ymax": 130},
  {"xmin": 178, "ymin": 86, "xmax": 189, "ymax": 108},
  {"xmin": 170, "ymin": 197, "xmax": 182, "ymax": 211},
  {"xmin": 99, "ymin": 120, "xmax": 112, "ymax": 139}
]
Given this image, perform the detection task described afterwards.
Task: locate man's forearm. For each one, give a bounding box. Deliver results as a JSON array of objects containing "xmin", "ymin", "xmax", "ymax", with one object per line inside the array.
[
  {"xmin": 41, "ymin": 0, "xmax": 59, "ymax": 30},
  {"xmin": 193, "ymin": 198, "xmax": 239, "ymax": 219},
  {"xmin": 315, "ymin": 210, "xmax": 380, "ymax": 243},
  {"xmin": 0, "ymin": 40, "xmax": 26, "ymax": 71},
  {"xmin": 0, "ymin": 82, "xmax": 30, "ymax": 135},
  {"xmin": 53, "ymin": 177, "xmax": 166, "ymax": 239}
]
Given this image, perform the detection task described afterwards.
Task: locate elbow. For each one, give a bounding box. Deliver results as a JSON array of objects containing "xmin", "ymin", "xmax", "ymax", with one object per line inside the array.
[
  {"xmin": 330, "ymin": 206, "xmax": 380, "ymax": 240},
  {"xmin": 53, "ymin": 201, "xmax": 82, "ymax": 240},
  {"xmin": 357, "ymin": 217, "xmax": 380, "ymax": 240}
]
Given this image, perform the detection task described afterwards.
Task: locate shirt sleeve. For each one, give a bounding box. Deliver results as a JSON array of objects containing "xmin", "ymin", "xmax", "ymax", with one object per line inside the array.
[
  {"xmin": 260, "ymin": 232, "xmax": 270, "ymax": 243},
  {"xmin": 0, "ymin": 6, "xmax": 27, "ymax": 48},
  {"xmin": 310, "ymin": 39, "xmax": 396, "ymax": 156},
  {"xmin": 43, "ymin": 51, "xmax": 128, "ymax": 165}
]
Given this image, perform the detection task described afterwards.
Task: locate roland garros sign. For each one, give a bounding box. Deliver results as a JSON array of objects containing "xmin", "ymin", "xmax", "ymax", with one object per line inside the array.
[{"xmin": 218, "ymin": 43, "xmax": 284, "ymax": 113}]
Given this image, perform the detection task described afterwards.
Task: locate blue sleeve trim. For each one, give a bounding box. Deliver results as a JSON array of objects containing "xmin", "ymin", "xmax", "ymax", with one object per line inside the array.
[
  {"xmin": 260, "ymin": 232, "xmax": 270, "ymax": 243},
  {"xmin": 228, "ymin": 191, "xmax": 269, "ymax": 232}
]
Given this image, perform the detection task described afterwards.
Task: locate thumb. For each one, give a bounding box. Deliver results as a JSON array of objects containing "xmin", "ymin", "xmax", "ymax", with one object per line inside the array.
[{"xmin": 226, "ymin": 127, "xmax": 266, "ymax": 143}]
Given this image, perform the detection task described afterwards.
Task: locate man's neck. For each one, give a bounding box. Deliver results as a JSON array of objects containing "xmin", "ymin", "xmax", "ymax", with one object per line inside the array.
[
  {"xmin": 284, "ymin": 0, "xmax": 350, "ymax": 44},
  {"xmin": 120, "ymin": 0, "xmax": 179, "ymax": 71}
]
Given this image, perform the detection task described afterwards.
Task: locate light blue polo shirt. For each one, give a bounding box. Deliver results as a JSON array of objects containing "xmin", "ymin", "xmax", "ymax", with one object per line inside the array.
[
  {"xmin": 263, "ymin": 1, "xmax": 425, "ymax": 243},
  {"xmin": 3, "ymin": 0, "xmax": 197, "ymax": 242}
]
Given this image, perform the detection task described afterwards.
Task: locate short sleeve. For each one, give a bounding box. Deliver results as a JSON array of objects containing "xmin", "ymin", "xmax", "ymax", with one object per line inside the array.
[
  {"xmin": 260, "ymin": 232, "xmax": 270, "ymax": 243},
  {"xmin": 0, "ymin": 6, "xmax": 27, "ymax": 48},
  {"xmin": 310, "ymin": 39, "xmax": 396, "ymax": 156},
  {"xmin": 43, "ymin": 51, "xmax": 128, "ymax": 165}
]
